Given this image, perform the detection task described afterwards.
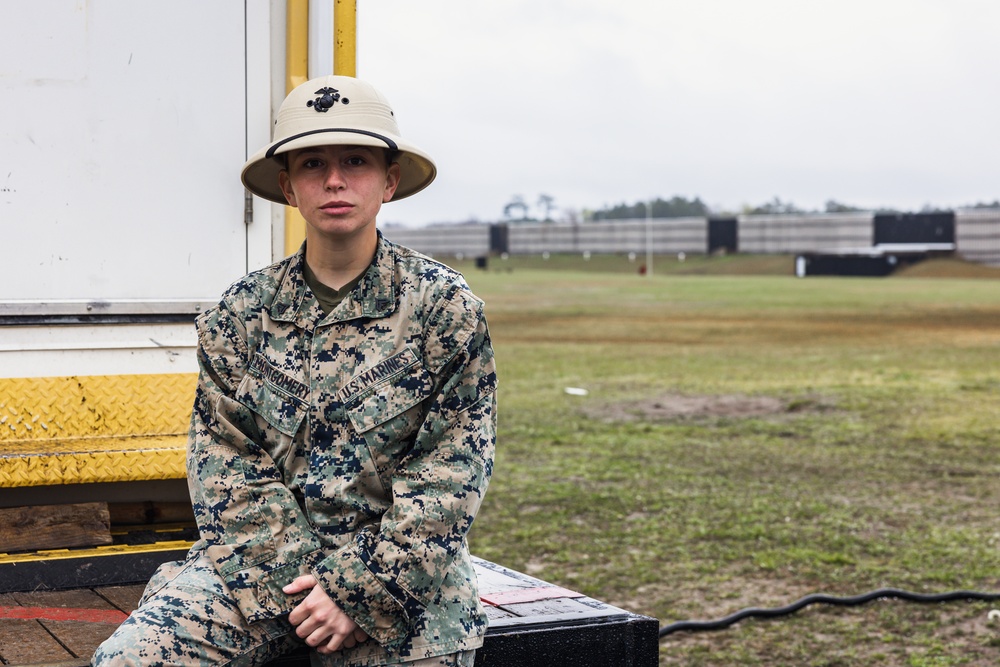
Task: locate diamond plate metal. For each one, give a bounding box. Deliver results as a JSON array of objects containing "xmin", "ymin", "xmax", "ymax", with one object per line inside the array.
[
  {"xmin": 0, "ymin": 435, "xmax": 187, "ymax": 487},
  {"xmin": 0, "ymin": 374, "xmax": 196, "ymax": 442},
  {"xmin": 0, "ymin": 374, "xmax": 195, "ymax": 486}
]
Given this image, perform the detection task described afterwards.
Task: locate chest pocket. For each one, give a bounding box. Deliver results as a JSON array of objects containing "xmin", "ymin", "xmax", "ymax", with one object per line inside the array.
[
  {"xmin": 236, "ymin": 353, "xmax": 309, "ymax": 438},
  {"xmin": 340, "ymin": 347, "xmax": 432, "ymax": 435}
]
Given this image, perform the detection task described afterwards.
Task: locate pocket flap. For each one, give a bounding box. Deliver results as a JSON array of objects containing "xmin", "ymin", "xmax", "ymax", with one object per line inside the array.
[
  {"xmin": 237, "ymin": 353, "xmax": 308, "ymax": 437},
  {"xmin": 341, "ymin": 350, "xmax": 431, "ymax": 434}
]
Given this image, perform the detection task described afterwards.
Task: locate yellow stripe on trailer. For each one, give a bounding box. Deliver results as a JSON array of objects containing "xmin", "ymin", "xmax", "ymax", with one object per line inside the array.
[
  {"xmin": 334, "ymin": 0, "xmax": 357, "ymax": 77},
  {"xmin": 0, "ymin": 540, "xmax": 195, "ymax": 564},
  {"xmin": 284, "ymin": 0, "xmax": 310, "ymax": 256},
  {"xmin": 0, "ymin": 435, "xmax": 187, "ymax": 487}
]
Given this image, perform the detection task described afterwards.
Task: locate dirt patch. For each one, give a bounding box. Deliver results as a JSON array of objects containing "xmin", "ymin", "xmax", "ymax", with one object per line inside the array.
[
  {"xmin": 585, "ymin": 393, "xmax": 833, "ymax": 423},
  {"xmin": 893, "ymin": 257, "xmax": 1000, "ymax": 279}
]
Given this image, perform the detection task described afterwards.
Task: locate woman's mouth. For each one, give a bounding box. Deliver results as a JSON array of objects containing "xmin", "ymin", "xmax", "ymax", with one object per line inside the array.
[{"xmin": 320, "ymin": 201, "xmax": 354, "ymax": 215}]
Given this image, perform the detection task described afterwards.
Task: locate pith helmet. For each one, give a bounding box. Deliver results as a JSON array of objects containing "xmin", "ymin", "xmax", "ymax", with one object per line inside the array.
[{"xmin": 241, "ymin": 75, "xmax": 436, "ymax": 204}]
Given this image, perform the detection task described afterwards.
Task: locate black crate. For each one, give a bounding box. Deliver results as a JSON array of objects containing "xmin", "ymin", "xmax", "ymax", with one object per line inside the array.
[
  {"xmin": 874, "ymin": 212, "xmax": 955, "ymax": 245},
  {"xmin": 708, "ymin": 217, "xmax": 738, "ymax": 254}
]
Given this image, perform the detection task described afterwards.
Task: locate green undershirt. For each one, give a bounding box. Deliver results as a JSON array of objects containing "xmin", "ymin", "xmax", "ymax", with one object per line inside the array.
[{"xmin": 302, "ymin": 261, "xmax": 366, "ymax": 315}]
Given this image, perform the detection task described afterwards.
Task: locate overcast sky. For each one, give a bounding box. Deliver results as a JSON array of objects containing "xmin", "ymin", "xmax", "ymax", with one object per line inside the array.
[{"xmin": 357, "ymin": 1, "xmax": 999, "ymax": 226}]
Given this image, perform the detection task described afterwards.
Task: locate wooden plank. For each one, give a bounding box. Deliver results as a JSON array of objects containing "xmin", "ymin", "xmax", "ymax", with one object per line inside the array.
[
  {"xmin": 0, "ymin": 589, "xmax": 125, "ymax": 665},
  {"xmin": 0, "ymin": 606, "xmax": 124, "ymax": 624},
  {"xmin": 10, "ymin": 589, "xmax": 116, "ymax": 611},
  {"xmin": 93, "ymin": 585, "xmax": 145, "ymax": 614},
  {"xmin": 0, "ymin": 503, "xmax": 111, "ymax": 553},
  {"xmin": 0, "ymin": 618, "xmax": 74, "ymax": 664},
  {"xmin": 108, "ymin": 501, "xmax": 194, "ymax": 525},
  {"xmin": 37, "ymin": 620, "xmax": 120, "ymax": 663}
]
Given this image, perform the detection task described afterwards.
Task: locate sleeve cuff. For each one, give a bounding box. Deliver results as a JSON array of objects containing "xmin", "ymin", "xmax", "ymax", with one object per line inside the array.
[
  {"xmin": 313, "ymin": 544, "xmax": 413, "ymax": 652},
  {"xmin": 212, "ymin": 548, "xmax": 325, "ymax": 624}
]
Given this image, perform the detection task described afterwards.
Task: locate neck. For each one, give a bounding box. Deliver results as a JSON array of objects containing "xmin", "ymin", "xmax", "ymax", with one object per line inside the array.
[{"xmin": 304, "ymin": 228, "xmax": 378, "ymax": 289}]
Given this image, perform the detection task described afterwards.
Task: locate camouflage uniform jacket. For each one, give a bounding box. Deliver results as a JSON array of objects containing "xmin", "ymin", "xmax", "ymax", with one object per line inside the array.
[{"xmin": 186, "ymin": 233, "xmax": 497, "ymax": 664}]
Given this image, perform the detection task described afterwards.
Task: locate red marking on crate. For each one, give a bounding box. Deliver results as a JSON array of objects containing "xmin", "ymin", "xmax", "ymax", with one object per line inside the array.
[
  {"xmin": 480, "ymin": 586, "xmax": 582, "ymax": 606},
  {"xmin": 0, "ymin": 605, "xmax": 128, "ymax": 624}
]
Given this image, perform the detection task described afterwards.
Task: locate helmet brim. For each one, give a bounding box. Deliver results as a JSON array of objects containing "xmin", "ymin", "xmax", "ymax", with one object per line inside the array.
[{"xmin": 241, "ymin": 130, "xmax": 436, "ymax": 205}]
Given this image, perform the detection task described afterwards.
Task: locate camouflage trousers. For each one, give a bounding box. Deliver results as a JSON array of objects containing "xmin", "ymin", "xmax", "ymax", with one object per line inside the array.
[{"xmin": 91, "ymin": 552, "xmax": 476, "ymax": 667}]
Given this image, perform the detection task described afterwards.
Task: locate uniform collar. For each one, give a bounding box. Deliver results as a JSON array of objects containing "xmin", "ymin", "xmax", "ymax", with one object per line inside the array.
[{"xmin": 269, "ymin": 231, "xmax": 398, "ymax": 327}]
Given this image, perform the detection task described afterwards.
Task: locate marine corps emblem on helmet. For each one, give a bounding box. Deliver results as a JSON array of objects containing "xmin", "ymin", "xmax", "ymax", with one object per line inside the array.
[{"xmin": 307, "ymin": 87, "xmax": 350, "ymax": 112}]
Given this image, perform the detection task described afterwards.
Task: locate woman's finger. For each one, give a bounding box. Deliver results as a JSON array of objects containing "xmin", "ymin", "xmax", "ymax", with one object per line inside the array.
[
  {"xmin": 283, "ymin": 574, "xmax": 318, "ymax": 595},
  {"xmin": 317, "ymin": 631, "xmax": 346, "ymax": 654}
]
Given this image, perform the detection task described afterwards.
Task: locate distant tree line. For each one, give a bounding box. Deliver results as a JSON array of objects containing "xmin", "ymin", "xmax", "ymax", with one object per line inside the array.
[
  {"xmin": 587, "ymin": 196, "xmax": 710, "ymax": 220},
  {"xmin": 745, "ymin": 197, "xmax": 868, "ymax": 215},
  {"xmin": 587, "ymin": 196, "xmax": 1000, "ymax": 220},
  {"xmin": 500, "ymin": 194, "xmax": 1000, "ymax": 225},
  {"xmin": 586, "ymin": 196, "xmax": 874, "ymax": 219}
]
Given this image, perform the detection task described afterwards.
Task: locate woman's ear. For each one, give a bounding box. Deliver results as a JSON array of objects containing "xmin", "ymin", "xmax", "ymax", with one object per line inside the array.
[
  {"xmin": 383, "ymin": 162, "xmax": 401, "ymax": 203},
  {"xmin": 278, "ymin": 170, "xmax": 297, "ymax": 207}
]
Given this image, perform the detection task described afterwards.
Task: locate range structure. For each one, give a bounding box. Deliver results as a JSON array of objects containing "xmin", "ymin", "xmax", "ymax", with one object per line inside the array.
[{"xmin": 384, "ymin": 210, "xmax": 1000, "ymax": 271}]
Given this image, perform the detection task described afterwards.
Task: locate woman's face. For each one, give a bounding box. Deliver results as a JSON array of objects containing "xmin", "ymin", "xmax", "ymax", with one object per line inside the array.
[{"xmin": 278, "ymin": 144, "xmax": 400, "ymax": 244}]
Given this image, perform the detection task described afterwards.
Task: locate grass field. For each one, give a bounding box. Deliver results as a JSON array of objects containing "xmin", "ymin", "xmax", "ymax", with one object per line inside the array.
[{"xmin": 456, "ymin": 255, "xmax": 1000, "ymax": 666}]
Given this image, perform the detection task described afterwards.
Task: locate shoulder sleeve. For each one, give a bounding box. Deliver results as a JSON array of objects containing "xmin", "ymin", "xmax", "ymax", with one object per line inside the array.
[
  {"xmin": 194, "ymin": 301, "xmax": 249, "ymax": 394},
  {"xmin": 421, "ymin": 282, "xmax": 486, "ymax": 375}
]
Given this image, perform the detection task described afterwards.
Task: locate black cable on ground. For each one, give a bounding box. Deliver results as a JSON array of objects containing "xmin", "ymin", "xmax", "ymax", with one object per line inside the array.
[{"xmin": 659, "ymin": 588, "xmax": 1000, "ymax": 638}]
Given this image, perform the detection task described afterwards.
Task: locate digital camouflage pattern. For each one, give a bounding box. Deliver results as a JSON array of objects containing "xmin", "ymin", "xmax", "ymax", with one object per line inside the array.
[
  {"xmin": 93, "ymin": 233, "xmax": 497, "ymax": 666},
  {"xmin": 92, "ymin": 551, "xmax": 300, "ymax": 665}
]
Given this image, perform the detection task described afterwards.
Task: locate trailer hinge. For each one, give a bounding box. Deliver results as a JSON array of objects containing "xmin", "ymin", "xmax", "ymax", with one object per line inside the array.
[{"xmin": 244, "ymin": 190, "xmax": 253, "ymax": 226}]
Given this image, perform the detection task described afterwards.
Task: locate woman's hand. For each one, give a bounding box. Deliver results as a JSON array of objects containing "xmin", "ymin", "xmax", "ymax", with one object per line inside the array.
[{"xmin": 284, "ymin": 575, "xmax": 370, "ymax": 654}]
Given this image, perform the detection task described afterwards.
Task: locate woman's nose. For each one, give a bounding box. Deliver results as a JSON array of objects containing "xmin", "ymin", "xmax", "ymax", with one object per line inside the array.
[{"xmin": 324, "ymin": 166, "xmax": 346, "ymax": 189}]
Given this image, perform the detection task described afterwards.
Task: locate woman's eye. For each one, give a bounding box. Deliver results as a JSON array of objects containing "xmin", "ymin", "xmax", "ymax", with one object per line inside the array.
[
  {"xmin": 301, "ymin": 158, "xmax": 323, "ymax": 169},
  {"xmin": 346, "ymin": 156, "xmax": 366, "ymax": 166}
]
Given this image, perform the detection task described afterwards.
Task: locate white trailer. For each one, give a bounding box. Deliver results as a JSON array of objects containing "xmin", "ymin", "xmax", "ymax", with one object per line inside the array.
[{"xmin": 0, "ymin": 0, "xmax": 324, "ymax": 507}]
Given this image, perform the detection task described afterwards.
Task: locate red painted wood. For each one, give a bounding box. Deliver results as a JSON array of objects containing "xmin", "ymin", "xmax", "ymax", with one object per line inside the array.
[
  {"xmin": 480, "ymin": 585, "xmax": 582, "ymax": 606},
  {"xmin": 0, "ymin": 605, "xmax": 128, "ymax": 624}
]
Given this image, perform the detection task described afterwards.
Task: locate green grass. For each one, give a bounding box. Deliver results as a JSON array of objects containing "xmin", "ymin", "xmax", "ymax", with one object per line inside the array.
[
  {"xmin": 457, "ymin": 257, "xmax": 1000, "ymax": 666},
  {"xmin": 473, "ymin": 251, "xmax": 797, "ymax": 276}
]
